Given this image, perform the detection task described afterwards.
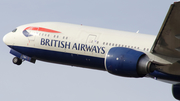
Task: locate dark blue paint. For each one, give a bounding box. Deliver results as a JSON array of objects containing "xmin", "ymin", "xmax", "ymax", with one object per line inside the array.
[
  {"xmin": 105, "ymin": 47, "xmax": 144, "ymax": 77},
  {"xmin": 10, "ymin": 49, "xmax": 22, "ymax": 58},
  {"xmin": 172, "ymin": 84, "xmax": 180, "ymax": 100},
  {"xmin": 10, "ymin": 46, "xmax": 105, "ymax": 70},
  {"xmin": 10, "ymin": 49, "xmax": 35, "ymax": 63},
  {"xmin": 8, "ymin": 45, "xmax": 180, "ymax": 82},
  {"xmin": 149, "ymin": 71, "xmax": 180, "ymax": 82},
  {"xmin": 23, "ymin": 30, "xmax": 32, "ymax": 37}
]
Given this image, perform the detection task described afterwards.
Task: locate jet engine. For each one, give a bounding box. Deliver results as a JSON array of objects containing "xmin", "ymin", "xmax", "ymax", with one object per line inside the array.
[
  {"xmin": 105, "ymin": 47, "xmax": 155, "ymax": 77},
  {"xmin": 172, "ymin": 84, "xmax": 180, "ymax": 100}
]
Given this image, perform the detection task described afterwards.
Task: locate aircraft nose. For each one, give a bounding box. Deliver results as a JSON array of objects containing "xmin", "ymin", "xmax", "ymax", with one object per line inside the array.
[
  {"xmin": 3, "ymin": 34, "xmax": 8, "ymax": 45},
  {"xmin": 3, "ymin": 33, "xmax": 13, "ymax": 45}
]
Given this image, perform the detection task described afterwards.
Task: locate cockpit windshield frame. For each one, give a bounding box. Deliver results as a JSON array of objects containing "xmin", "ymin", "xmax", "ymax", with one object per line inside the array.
[{"xmin": 12, "ymin": 28, "xmax": 17, "ymax": 32}]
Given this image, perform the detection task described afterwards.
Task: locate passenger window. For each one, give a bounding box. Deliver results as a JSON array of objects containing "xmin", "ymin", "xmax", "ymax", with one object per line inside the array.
[
  {"xmin": 103, "ymin": 42, "xmax": 105, "ymax": 45},
  {"xmin": 109, "ymin": 43, "xmax": 111, "ymax": 46},
  {"xmin": 106, "ymin": 43, "xmax": 108, "ymax": 45},
  {"xmin": 115, "ymin": 44, "xmax": 117, "ymax": 47},
  {"xmin": 112, "ymin": 43, "xmax": 114, "ymax": 46},
  {"xmin": 97, "ymin": 41, "xmax": 99, "ymax": 44}
]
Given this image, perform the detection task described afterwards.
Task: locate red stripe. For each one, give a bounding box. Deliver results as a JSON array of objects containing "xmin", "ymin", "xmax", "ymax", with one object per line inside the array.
[{"xmin": 25, "ymin": 27, "xmax": 61, "ymax": 33}]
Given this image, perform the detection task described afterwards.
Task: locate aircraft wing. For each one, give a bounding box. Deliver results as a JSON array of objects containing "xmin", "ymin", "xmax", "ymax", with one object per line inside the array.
[{"xmin": 151, "ymin": 2, "xmax": 180, "ymax": 58}]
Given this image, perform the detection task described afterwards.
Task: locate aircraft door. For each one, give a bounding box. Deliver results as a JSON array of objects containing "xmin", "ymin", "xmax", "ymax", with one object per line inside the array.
[
  {"xmin": 86, "ymin": 35, "xmax": 96, "ymax": 45},
  {"xmin": 26, "ymin": 27, "xmax": 39, "ymax": 47},
  {"xmin": 86, "ymin": 35, "xmax": 97, "ymax": 54}
]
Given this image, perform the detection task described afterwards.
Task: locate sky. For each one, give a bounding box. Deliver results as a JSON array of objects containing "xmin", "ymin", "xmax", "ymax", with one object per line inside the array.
[{"xmin": 0, "ymin": 0, "xmax": 178, "ymax": 101}]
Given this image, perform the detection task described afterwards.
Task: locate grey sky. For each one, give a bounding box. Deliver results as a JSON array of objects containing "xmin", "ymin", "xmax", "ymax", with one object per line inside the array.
[{"xmin": 0, "ymin": 0, "xmax": 177, "ymax": 101}]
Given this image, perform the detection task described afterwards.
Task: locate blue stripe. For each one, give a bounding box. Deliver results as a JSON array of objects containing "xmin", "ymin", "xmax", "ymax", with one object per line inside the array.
[
  {"xmin": 9, "ymin": 46, "xmax": 105, "ymax": 70},
  {"xmin": 149, "ymin": 71, "xmax": 180, "ymax": 82},
  {"xmin": 8, "ymin": 45, "xmax": 180, "ymax": 82}
]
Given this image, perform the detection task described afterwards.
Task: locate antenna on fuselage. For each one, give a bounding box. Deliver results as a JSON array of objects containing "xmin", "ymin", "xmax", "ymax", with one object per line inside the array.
[{"xmin": 136, "ymin": 30, "xmax": 139, "ymax": 33}]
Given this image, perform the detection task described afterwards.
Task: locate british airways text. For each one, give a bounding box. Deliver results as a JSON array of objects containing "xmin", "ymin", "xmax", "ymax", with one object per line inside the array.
[{"xmin": 40, "ymin": 38, "xmax": 105, "ymax": 54}]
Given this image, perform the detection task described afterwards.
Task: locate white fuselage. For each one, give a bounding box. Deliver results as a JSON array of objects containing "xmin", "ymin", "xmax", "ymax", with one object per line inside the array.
[
  {"xmin": 4, "ymin": 22, "xmax": 155, "ymax": 58},
  {"xmin": 3, "ymin": 22, "xmax": 180, "ymax": 84}
]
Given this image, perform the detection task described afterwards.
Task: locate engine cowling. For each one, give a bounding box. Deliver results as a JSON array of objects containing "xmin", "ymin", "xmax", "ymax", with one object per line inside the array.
[
  {"xmin": 105, "ymin": 47, "xmax": 153, "ymax": 77},
  {"xmin": 172, "ymin": 84, "xmax": 180, "ymax": 100}
]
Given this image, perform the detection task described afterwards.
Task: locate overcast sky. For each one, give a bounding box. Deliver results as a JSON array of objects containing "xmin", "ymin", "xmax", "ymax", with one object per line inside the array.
[{"xmin": 0, "ymin": 0, "xmax": 178, "ymax": 101}]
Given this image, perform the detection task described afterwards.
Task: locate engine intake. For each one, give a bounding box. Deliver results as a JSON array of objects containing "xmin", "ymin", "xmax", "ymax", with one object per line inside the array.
[
  {"xmin": 105, "ymin": 47, "xmax": 154, "ymax": 77},
  {"xmin": 172, "ymin": 84, "xmax": 180, "ymax": 100}
]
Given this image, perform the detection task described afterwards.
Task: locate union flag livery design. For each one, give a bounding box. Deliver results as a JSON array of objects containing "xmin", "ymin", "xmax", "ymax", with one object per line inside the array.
[{"xmin": 23, "ymin": 27, "xmax": 61, "ymax": 37}]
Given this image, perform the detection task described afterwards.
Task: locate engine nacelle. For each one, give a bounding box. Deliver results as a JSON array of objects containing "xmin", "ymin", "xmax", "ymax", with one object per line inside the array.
[
  {"xmin": 105, "ymin": 47, "xmax": 153, "ymax": 77},
  {"xmin": 172, "ymin": 84, "xmax": 180, "ymax": 100}
]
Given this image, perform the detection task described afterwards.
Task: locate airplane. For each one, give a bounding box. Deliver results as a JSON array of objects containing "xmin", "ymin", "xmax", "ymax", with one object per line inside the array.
[{"xmin": 3, "ymin": 1, "xmax": 180, "ymax": 100}]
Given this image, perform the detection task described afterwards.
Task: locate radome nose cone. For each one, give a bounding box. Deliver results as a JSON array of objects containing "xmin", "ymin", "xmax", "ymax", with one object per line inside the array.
[{"xmin": 3, "ymin": 34, "xmax": 7, "ymax": 45}]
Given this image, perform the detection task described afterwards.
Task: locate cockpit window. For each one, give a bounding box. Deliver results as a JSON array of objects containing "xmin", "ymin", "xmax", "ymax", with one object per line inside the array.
[{"xmin": 12, "ymin": 28, "xmax": 17, "ymax": 32}]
